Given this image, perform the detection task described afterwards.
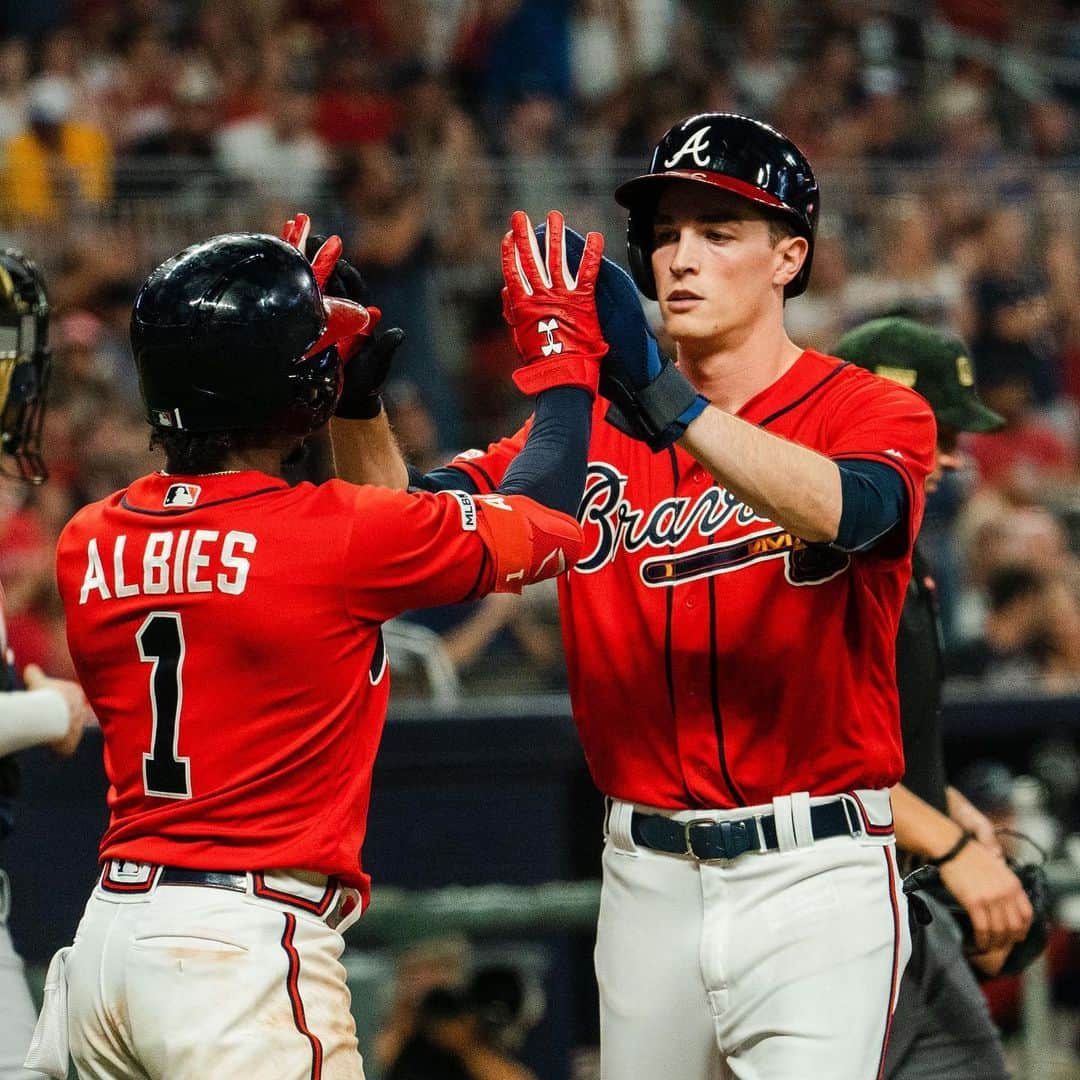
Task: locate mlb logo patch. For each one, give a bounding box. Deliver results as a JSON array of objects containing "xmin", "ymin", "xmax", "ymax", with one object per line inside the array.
[{"xmin": 164, "ymin": 483, "xmax": 201, "ymax": 507}]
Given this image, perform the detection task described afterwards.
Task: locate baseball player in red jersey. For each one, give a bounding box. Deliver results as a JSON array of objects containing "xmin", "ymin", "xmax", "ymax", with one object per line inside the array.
[
  {"xmin": 29, "ymin": 214, "xmax": 605, "ymax": 1079},
  {"xmin": 336, "ymin": 116, "xmax": 937, "ymax": 1079}
]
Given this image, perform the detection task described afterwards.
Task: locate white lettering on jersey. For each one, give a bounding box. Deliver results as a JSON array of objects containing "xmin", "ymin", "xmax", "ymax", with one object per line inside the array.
[
  {"xmin": 186, "ymin": 529, "xmax": 218, "ymax": 593},
  {"xmin": 663, "ymin": 126, "xmax": 711, "ymax": 168},
  {"xmin": 113, "ymin": 535, "xmax": 138, "ymax": 598},
  {"xmin": 219, "ymin": 532, "xmax": 256, "ymax": 594},
  {"xmin": 78, "ymin": 530, "xmax": 258, "ymax": 602},
  {"xmin": 144, "ymin": 532, "xmax": 173, "ymax": 594},
  {"xmin": 478, "ymin": 495, "xmax": 513, "ymax": 512},
  {"xmin": 79, "ymin": 538, "xmax": 111, "ymax": 604}
]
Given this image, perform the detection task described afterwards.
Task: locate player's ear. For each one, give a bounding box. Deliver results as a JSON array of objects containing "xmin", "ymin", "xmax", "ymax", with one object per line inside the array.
[{"xmin": 772, "ymin": 234, "xmax": 808, "ymax": 292}]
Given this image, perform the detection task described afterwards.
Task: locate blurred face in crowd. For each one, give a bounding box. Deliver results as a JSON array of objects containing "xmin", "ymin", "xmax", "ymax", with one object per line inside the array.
[
  {"xmin": 651, "ymin": 183, "xmax": 806, "ymax": 355},
  {"xmin": 926, "ymin": 424, "xmax": 963, "ymax": 494}
]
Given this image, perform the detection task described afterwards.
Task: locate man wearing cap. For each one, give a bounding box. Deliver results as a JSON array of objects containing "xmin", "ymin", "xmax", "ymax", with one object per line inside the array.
[
  {"xmin": 835, "ymin": 317, "xmax": 1034, "ymax": 1080},
  {"xmin": 0, "ymin": 78, "xmax": 111, "ymax": 223}
]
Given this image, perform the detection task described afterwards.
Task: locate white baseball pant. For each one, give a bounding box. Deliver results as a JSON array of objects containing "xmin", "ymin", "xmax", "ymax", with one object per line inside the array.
[
  {"xmin": 596, "ymin": 791, "xmax": 910, "ymax": 1080},
  {"xmin": 27, "ymin": 862, "xmax": 366, "ymax": 1080},
  {"xmin": 0, "ymin": 871, "xmax": 48, "ymax": 1080}
]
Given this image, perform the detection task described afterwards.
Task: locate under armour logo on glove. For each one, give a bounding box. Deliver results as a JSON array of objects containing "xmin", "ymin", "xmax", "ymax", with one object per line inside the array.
[
  {"xmin": 500, "ymin": 209, "xmax": 607, "ymax": 397},
  {"xmin": 538, "ymin": 319, "xmax": 563, "ymax": 356}
]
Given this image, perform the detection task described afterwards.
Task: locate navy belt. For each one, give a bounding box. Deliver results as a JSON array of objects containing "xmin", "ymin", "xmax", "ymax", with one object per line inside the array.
[
  {"xmin": 630, "ymin": 800, "xmax": 859, "ymax": 861},
  {"xmin": 159, "ymin": 868, "xmax": 248, "ymax": 892}
]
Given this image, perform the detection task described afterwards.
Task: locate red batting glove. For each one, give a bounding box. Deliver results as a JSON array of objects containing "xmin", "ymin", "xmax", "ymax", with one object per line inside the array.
[
  {"xmin": 282, "ymin": 212, "xmax": 379, "ymax": 364},
  {"xmin": 500, "ymin": 209, "xmax": 607, "ymax": 397},
  {"xmin": 281, "ymin": 211, "xmax": 342, "ymax": 290}
]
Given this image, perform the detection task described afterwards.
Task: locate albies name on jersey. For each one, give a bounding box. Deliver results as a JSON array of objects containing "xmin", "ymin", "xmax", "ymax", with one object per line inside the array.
[{"xmin": 78, "ymin": 529, "xmax": 257, "ymax": 603}]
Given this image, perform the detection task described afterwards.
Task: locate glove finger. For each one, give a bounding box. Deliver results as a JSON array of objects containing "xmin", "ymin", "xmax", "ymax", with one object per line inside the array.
[
  {"xmin": 537, "ymin": 221, "xmax": 587, "ymax": 279},
  {"xmin": 311, "ymin": 234, "xmax": 343, "ymax": 289},
  {"xmin": 576, "ymin": 230, "xmax": 606, "ymax": 291},
  {"xmin": 500, "ymin": 285, "xmax": 515, "ymax": 326},
  {"xmin": 510, "ymin": 210, "xmax": 551, "ymax": 291},
  {"xmin": 501, "ymin": 230, "xmax": 532, "ymax": 299},
  {"xmin": 282, "ymin": 212, "xmax": 311, "ymax": 252},
  {"xmin": 544, "ymin": 209, "xmax": 567, "ymax": 288}
]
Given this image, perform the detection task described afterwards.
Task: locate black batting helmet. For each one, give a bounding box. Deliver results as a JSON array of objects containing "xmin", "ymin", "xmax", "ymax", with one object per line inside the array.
[
  {"xmin": 0, "ymin": 249, "xmax": 51, "ymax": 483},
  {"xmin": 131, "ymin": 233, "xmax": 343, "ymax": 435},
  {"xmin": 615, "ymin": 113, "xmax": 820, "ymax": 299}
]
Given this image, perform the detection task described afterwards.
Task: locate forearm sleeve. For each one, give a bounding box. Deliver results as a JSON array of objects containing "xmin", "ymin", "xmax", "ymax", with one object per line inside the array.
[
  {"xmin": 833, "ymin": 459, "xmax": 908, "ymax": 553},
  {"xmin": 497, "ymin": 387, "xmax": 592, "ymax": 517},
  {"xmin": 0, "ymin": 689, "xmax": 69, "ymax": 756}
]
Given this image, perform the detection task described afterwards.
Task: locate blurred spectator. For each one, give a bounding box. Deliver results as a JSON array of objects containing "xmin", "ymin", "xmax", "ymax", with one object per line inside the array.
[
  {"xmin": 374, "ymin": 936, "xmax": 473, "ymax": 1074},
  {"xmin": 730, "ymin": 1, "xmax": 797, "ymax": 117},
  {"xmin": 843, "ymin": 195, "xmax": 972, "ymax": 335},
  {"xmin": 964, "ymin": 372, "xmax": 1078, "ymax": 504},
  {"xmin": 0, "ymin": 77, "xmax": 112, "ymax": 223},
  {"xmin": 384, "ymin": 966, "xmax": 541, "ymax": 1080},
  {"xmin": 0, "ymin": 37, "xmax": 30, "ymax": 144},
  {"xmin": 121, "ymin": 67, "xmax": 228, "ymax": 203},
  {"xmin": 314, "ymin": 35, "xmax": 398, "ymax": 149},
  {"xmin": 217, "ymin": 80, "xmax": 330, "ymax": 205},
  {"xmin": 947, "ymin": 563, "xmax": 1051, "ymax": 682},
  {"xmin": 342, "ymin": 142, "xmax": 461, "ymax": 447}
]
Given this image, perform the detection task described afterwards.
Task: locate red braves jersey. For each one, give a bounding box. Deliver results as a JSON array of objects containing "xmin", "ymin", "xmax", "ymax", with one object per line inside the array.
[
  {"xmin": 56, "ymin": 471, "xmax": 580, "ymax": 905},
  {"xmin": 452, "ymin": 351, "xmax": 936, "ymax": 809}
]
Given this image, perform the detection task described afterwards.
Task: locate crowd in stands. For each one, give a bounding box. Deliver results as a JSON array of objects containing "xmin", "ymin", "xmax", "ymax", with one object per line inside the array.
[{"xmin": 0, "ymin": 0, "xmax": 1078, "ymax": 694}]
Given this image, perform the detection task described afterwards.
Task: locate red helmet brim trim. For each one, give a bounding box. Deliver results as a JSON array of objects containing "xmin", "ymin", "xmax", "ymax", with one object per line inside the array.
[{"xmin": 615, "ymin": 170, "xmax": 788, "ymax": 214}]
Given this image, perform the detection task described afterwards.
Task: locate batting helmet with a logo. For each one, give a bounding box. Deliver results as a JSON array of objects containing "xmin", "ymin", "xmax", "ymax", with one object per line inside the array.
[
  {"xmin": 131, "ymin": 233, "xmax": 344, "ymax": 435},
  {"xmin": 614, "ymin": 113, "xmax": 820, "ymax": 299}
]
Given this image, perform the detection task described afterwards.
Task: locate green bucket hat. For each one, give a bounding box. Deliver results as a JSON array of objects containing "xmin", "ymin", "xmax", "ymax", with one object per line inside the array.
[{"xmin": 833, "ymin": 317, "xmax": 1005, "ymax": 433}]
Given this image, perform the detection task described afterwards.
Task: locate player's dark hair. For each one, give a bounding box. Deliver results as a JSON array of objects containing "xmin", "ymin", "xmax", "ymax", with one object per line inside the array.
[
  {"xmin": 150, "ymin": 428, "xmax": 255, "ymax": 475},
  {"xmin": 765, "ymin": 213, "xmax": 798, "ymax": 247}
]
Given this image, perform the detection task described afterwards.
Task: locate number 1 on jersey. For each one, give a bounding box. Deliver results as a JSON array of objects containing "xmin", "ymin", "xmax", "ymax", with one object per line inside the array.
[{"xmin": 138, "ymin": 612, "xmax": 191, "ymax": 799}]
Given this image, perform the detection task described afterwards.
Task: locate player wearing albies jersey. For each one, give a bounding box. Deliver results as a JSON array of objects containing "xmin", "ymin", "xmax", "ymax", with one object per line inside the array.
[
  {"xmin": 32, "ymin": 216, "xmax": 600, "ymax": 1080},
  {"xmin": 337, "ymin": 117, "xmax": 936, "ymax": 1080}
]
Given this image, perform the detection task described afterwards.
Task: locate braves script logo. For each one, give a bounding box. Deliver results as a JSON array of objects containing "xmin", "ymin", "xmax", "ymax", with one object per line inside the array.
[
  {"xmin": 663, "ymin": 126, "xmax": 712, "ymax": 168},
  {"xmin": 577, "ymin": 462, "xmax": 848, "ymax": 587},
  {"xmin": 538, "ymin": 318, "xmax": 562, "ymax": 356}
]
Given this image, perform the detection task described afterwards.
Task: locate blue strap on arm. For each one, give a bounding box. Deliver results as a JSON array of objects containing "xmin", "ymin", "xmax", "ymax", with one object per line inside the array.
[{"xmin": 833, "ymin": 459, "xmax": 909, "ymax": 552}]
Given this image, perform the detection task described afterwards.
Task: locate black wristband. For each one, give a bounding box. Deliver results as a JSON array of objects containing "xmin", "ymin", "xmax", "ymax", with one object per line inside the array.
[
  {"xmin": 928, "ymin": 830, "xmax": 975, "ymax": 867},
  {"xmin": 334, "ymin": 395, "xmax": 383, "ymax": 421}
]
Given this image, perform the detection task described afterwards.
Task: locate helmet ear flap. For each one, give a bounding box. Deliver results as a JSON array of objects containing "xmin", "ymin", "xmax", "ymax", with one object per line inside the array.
[{"xmin": 626, "ymin": 211, "xmax": 658, "ymax": 301}]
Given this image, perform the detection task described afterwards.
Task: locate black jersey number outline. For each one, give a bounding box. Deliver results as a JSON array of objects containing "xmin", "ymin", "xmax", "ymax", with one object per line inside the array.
[{"xmin": 138, "ymin": 612, "xmax": 192, "ymax": 799}]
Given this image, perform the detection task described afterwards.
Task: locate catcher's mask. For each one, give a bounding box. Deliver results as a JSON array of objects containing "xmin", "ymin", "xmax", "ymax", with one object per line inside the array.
[{"xmin": 0, "ymin": 249, "xmax": 51, "ymax": 484}]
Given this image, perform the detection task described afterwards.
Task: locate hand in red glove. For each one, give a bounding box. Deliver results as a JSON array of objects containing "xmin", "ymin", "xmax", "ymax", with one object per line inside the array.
[
  {"xmin": 500, "ymin": 209, "xmax": 607, "ymax": 397},
  {"xmin": 283, "ymin": 212, "xmax": 393, "ymax": 417}
]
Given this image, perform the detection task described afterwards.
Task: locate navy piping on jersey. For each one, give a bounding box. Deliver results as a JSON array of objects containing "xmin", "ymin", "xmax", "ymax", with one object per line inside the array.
[
  {"xmin": 119, "ymin": 486, "xmax": 284, "ymax": 516},
  {"xmin": 280, "ymin": 913, "xmax": 324, "ymax": 1080},
  {"xmin": 462, "ymin": 544, "xmax": 491, "ymax": 603},
  {"xmin": 707, "ymin": 529, "xmax": 746, "ymax": 805},
  {"xmin": 663, "ymin": 446, "xmax": 678, "ymax": 726},
  {"xmin": 757, "ymin": 361, "xmax": 851, "ymax": 429}
]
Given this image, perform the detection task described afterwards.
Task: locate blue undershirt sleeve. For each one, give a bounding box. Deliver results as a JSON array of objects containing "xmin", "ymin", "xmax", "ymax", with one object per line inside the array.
[
  {"xmin": 497, "ymin": 387, "xmax": 592, "ymax": 518},
  {"xmin": 408, "ymin": 464, "xmax": 479, "ymax": 494},
  {"xmin": 832, "ymin": 458, "xmax": 909, "ymax": 553},
  {"xmin": 412, "ymin": 387, "xmax": 592, "ymax": 519}
]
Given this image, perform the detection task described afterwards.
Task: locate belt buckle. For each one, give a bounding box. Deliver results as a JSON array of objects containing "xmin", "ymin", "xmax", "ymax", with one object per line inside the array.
[{"xmin": 682, "ymin": 817, "xmax": 756, "ymax": 861}]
